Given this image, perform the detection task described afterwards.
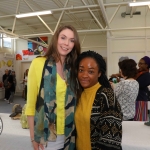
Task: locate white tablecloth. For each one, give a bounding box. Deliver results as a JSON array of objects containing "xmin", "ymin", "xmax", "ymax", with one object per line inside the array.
[{"xmin": 122, "ymin": 121, "xmax": 150, "ymax": 150}]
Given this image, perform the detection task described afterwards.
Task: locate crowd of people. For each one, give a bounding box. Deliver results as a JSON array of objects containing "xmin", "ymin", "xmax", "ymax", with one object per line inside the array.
[{"xmin": 1, "ymin": 24, "xmax": 150, "ymax": 150}]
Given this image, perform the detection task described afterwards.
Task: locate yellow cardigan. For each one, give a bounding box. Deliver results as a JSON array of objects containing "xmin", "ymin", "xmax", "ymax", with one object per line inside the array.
[{"xmin": 25, "ymin": 57, "xmax": 66, "ymax": 134}]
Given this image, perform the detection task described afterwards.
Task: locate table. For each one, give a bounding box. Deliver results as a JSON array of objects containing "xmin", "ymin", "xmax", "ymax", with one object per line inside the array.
[{"xmin": 122, "ymin": 121, "xmax": 150, "ymax": 150}]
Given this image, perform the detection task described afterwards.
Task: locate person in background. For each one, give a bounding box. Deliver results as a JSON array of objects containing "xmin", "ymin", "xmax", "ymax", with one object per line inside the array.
[
  {"xmin": 11, "ymin": 71, "xmax": 17, "ymax": 93},
  {"xmin": 2, "ymin": 69, "xmax": 9, "ymax": 100},
  {"xmin": 75, "ymin": 50, "xmax": 122, "ymax": 150},
  {"xmin": 111, "ymin": 59, "xmax": 139, "ymax": 121},
  {"xmin": 134, "ymin": 56, "xmax": 150, "ymax": 121},
  {"xmin": 25, "ymin": 25, "xmax": 81, "ymax": 150},
  {"xmin": 7, "ymin": 75, "xmax": 15, "ymax": 104},
  {"xmin": 110, "ymin": 57, "xmax": 129, "ymax": 82},
  {"xmin": 24, "ymin": 69, "xmax": 28, "ymax": 101}
]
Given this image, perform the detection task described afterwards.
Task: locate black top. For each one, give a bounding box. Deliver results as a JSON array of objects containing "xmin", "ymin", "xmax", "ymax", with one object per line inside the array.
[
  {"xmin": 2, "ymin": 74, "xmax": 9, "ymax": 82},
  {"xmin": 136, "ymin": 72, "xmax": 150, "ymax": 101},
  {"xmin": 8, "ymin": 76, "xmax": 15, "ymax": 92}
]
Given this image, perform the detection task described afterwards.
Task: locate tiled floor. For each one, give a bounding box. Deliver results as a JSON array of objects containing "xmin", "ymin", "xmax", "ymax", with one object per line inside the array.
[{"xmin": 0, "ymin": 96, "xmax": 33, "ymax": 150}]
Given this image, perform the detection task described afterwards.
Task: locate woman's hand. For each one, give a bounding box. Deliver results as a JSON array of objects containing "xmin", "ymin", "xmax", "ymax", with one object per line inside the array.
[
  {"xmin": 110, "ymin": 81, "xmax": 114, "ymax": 89},
  {"xmin": 32, "ymin": 141, "xmax": 44, "ymax": 150}
]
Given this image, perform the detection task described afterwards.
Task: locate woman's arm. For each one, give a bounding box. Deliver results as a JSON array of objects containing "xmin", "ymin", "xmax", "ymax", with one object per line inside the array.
[
  {"xmin": 27, "ymin": 116, "xmax": 44, "ymax": 150},
  {"xmin": 26, "ymin": 58, "xmax": 45, "ymax": 150}
]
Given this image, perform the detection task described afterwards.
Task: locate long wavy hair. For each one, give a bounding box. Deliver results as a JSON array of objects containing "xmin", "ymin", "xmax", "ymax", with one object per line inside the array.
[{"xmin": 44, "ymin": 25, "xmax": 81, "ymax": 93}]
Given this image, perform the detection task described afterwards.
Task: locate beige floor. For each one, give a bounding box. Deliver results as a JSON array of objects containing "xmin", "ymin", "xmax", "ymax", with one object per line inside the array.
[{"xmin": 0, "ymin": 113, "xmax": 33, "ymax": 150}]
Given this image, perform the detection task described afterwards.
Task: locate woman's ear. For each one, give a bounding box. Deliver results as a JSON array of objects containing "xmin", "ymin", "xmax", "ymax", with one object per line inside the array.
[{"xmin": 98, "ymin": 72, "xmax": 101, "ymax": 77}]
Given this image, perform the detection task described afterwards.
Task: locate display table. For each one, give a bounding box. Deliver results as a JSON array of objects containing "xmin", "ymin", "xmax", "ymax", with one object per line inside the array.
[
  {"xmin": 122, "ymin": 121, "xmax": 150, "ymax": 150},
  {"xmin": 0, "ymin": 88, "xmax": 5, "ymax": 100}
]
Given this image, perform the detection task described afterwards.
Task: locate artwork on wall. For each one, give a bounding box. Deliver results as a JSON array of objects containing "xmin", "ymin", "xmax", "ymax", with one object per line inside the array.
[
  {"xmin": 15, "ymin": 37, "xmax": 48, "ymax": 61},
  {"xmin": 28, "ymin": 37, "xmax": 48, "ymax": 55}
]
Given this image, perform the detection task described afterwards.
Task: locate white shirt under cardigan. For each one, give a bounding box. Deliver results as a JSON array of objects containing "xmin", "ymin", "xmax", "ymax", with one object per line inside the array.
[{"xmin": 114, "ymin": 79, "xmax": 139, "ymax": 120}]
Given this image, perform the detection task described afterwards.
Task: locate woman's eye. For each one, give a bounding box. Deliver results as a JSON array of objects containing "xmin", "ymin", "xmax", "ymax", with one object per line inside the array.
[
  {"xmin": 61, "ymin": 36, "xmax": 65, "ymax": 39},
  {"xmin": 78, "ymin": 69, "xmax": 83, "ymax": 72},
  {"xmin": 89, "ymin": 71, "xmax": 94, "ymax": 74},
  {"xmin": 70, "ymin": 39, "xmax": 74, "ymax": 43}
]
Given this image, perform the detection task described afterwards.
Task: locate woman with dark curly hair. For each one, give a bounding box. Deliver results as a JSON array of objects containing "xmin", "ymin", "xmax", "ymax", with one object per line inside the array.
[
  {"xmin": 75, "ymin": 50, "xmax": 122, "ymax": 150},
  {"xmin": 111, "ymin": 59, "xmax": 139, "ymax": 121},
  {"xmin": 134, "ymin": 56, "xmax": 150, "ymax": 121}
]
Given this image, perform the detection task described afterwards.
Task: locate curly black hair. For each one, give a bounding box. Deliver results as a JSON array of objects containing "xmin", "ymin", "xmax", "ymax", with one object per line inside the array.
[
  {"xmin": 75, "ymin": 50, "xmax": 111, "ymax": 97},
  {"xmin": 119, "ymin": 59, "xmax": 137, "ymax": 78}
]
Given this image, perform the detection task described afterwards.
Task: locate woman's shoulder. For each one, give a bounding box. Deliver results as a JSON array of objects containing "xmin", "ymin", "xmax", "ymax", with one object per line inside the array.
[
  {"xmin": 99, "ymin": 87, "xmax": 114, "ymax": 95},
  {"xmin": 31, "ymin": 56, "xmax": 46, "ymax": 65},
  {"xmin": 138, "ymin": 72, "xmax": 150, "ymax": 79}
]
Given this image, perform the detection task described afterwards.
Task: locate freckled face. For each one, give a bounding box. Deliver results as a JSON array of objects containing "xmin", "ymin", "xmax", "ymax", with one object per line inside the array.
[
  {"xmin": 78, "ymin": 57, "xmax": 101, "ymax": 89},
  {"xmin": 57, "ymin": 28, "xmax": 75, "ymax": 59}
]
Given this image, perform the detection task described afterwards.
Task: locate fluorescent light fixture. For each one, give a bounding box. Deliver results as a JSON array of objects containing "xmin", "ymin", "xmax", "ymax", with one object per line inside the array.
[
  {"xmin": 129, "ymin": 1, "xmax": 150, "ymax": 7},
  {"xmin": 16, "ymin": 10, "xmax": 52, "ymax": 18}
]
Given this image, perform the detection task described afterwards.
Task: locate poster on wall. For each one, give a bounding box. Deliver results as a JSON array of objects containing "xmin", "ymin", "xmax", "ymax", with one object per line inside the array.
[
  {"xmin": 0, "ymin": 57, "xmax": 13, "ymax": 82},
  {"xmin": 28, "ymin": 37, "xmax": 48, "ymax": 55},
  {"xmin": 15, "ymin": 37, "xmax": 48, "ymax": 61}
]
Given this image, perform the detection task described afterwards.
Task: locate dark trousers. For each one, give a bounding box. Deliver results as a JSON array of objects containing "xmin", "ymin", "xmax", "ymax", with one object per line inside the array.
[
  {"xmin": 5, "ymin": 88, "xmax": 10, "ymax": 100},
  {"xmin": 24, "ymin": 85, "xmax": 27, "ymax": 100}
]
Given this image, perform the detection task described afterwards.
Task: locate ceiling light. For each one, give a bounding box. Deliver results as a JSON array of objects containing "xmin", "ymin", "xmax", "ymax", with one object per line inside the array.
[
  {"xmin": 129, "ymin": 1, "xmax": 150, "ymax": 7},
  {"xmin": 16, "ymin": 10, "xmax": 52, "ymax": 18}
]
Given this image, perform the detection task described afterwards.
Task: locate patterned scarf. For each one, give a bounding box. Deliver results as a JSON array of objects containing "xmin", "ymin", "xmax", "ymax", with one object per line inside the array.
[{"xmin": 34, "ymin": 58, "xmax": 76, "ymax": 150}]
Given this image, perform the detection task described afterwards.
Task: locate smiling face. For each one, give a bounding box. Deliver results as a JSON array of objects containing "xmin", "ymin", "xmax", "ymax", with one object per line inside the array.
[
  {"xmin": 78, "ymin": 57, "xmax": 101, "ymax": 89},
  {"xmin": 57, "ymin": 28, "xmax": 75, "ymax": 60},
  {"xmin": 138, "ymin": 59, "xmax": 148, "ymax": 71}
]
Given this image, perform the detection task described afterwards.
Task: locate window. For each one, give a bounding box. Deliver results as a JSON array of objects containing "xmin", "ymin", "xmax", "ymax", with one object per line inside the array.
[{"xmin": 2, "ymin": 34, "xmax": 12, "ymax": 48}]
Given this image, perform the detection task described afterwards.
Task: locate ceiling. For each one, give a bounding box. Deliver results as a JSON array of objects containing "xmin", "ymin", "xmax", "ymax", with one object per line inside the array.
[{"xmin": 0, "ymin": 0, "xmax": 150, "ymax": 46}]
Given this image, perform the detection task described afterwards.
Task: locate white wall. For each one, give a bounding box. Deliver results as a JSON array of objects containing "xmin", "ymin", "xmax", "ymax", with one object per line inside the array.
[
  {"xmin": 14, "ymin": 39, "xmax": 37, "ymax": 95},
  {"xmin": 106, "ymin": 3, "xmax": 150, "ymax": 76},
  {"xmin": 80, "ymin": 33, "xmax": 107, "ymax": 57}
]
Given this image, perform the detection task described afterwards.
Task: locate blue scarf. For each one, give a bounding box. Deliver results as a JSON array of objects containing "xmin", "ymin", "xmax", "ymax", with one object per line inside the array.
[{"xmin": 34, "ymin": 58, "xmax": 76, "ymax": 150}]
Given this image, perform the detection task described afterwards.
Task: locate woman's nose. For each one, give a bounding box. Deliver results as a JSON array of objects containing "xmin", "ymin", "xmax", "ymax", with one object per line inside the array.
[
  {"xmin": 82, "ymin": 71, "xmax": 88, "ymax": 77},
  {"xmin": 64, "ymin": 39, "xmax": 69, "ymax": 45}
]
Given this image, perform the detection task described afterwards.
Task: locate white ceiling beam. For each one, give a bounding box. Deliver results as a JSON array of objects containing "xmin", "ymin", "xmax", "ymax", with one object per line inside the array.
[
  {"xmin": 108, "ymin": 5, "xmax": 120, "ymax": 25},
  {"xmin": 78, "ymin": 26, "xmax": 150, "ymax": 32},
  {"xmin": 0, "ymin": 4, "xmax": 100, "ymax": 18},
  {"xmin": 20, "ymin": 26, "xmax": 150, "ymax": 37},
  {"xmin": 0, "ymin": 2, "xmax": 131, "ymax": 19},
  {"xmin": 23, "ymin": 0, "xmax": 54, "ymax": 35},
  {"xmin": 54, "ymin": 0, "xmax": 69, "ymax": 33},
  {"xmin": 12, "ymin": 0, "xmax": 20, "ymax": 33},
  {"xmin": 97, "ymin": 0, "xmax": 112, "ymax": 35},
  {"xmin": 81, "ymin": 20, "xmax": 93, "ymax": 46},
  {"xmin": 82, "ymin": 0, "xmax": 104, "ymax": 29},
  {"xmin": 0, "ymin": 26, "xmax": 5, "ymax": 31}
]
